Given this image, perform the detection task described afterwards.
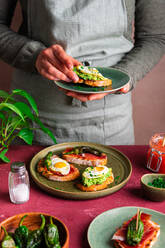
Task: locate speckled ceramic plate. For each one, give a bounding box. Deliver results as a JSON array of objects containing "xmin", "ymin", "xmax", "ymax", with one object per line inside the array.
[
  {"xmin": 30, "ymin": 142, "xmax": 132, "ymax": 200},
  {"xmin": 54, "ymin": 67, "xmax": 130, "ymax": 94},
  {"xmin": 88, "ymin": 206, "xmax": 165, "ymax": 248}
]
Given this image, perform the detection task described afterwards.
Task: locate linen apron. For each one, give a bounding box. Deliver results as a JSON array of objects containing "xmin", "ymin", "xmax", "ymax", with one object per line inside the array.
[{"xmin": 12, "ymin": 0, "xmax": 134, "ymax": 145}]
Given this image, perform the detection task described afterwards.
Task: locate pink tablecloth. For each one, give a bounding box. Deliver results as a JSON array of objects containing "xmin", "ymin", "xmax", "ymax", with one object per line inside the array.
[{"xmin": 0, "ymin": 145, "xmax": 164, "ymax": 248}]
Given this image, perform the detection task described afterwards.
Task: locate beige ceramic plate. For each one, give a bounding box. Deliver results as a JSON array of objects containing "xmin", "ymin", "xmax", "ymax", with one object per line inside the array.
[{"xmin": 30, "ymin": 142, "xmax": 132, "ymax": 200}]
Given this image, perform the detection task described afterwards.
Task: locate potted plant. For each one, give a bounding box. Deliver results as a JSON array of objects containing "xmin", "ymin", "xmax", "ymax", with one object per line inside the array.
[{"xmin": 0, "ymin": 89, "xmax": 57, "ymax": 163}]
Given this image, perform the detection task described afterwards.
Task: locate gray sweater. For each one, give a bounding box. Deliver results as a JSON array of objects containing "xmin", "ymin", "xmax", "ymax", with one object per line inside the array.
[{"xmin": 0, "ymin": 0, "xmax": 165, "ymax": 87}]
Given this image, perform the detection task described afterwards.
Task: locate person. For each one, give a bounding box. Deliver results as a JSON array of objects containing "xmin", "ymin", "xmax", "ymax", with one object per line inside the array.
[{"xmin": 0, "ymin": 0, "xmax": 165, "ymax": 145}]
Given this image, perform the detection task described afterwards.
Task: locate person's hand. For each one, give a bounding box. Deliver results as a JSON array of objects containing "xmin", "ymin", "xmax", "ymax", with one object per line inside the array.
[
  {"xmin": 35, "ymin": 44, "xmax": 80, "ymax": 82},
  {"xmin": 116, "ymin": 82, "xmax": 130, "ymax": 94},
  {"xmin": 59, "ymin": 82, "xmax": 131, "ymax": 102}
]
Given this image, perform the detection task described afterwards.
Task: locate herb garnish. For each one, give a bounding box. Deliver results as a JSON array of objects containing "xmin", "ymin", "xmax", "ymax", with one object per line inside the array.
[
  {"xmin": 114, "ymin": 176, "xmax": 120, "ymax": 185},
  {"xmin": 148, "ymin": 177, "xmax": 165, "ymax": 188}
]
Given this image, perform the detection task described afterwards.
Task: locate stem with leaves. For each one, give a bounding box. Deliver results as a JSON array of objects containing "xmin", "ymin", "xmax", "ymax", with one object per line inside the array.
[{"xmin": 0, "ymin": 89, "xmax": 57, "ymax": 163}]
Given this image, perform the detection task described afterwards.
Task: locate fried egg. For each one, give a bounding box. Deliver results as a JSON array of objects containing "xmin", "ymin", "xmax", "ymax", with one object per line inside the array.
[
  {"xmin": 49, "ymin": 156, "xmax": 70, "ymax": 175},
  {"xmin": 83, "ymin": 166, "xmax": 109, "ymax": 179}
]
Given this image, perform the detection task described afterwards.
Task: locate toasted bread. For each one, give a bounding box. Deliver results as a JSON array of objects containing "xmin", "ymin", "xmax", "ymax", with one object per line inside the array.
[
  {"xmin": 73, "ymin": 65, "xmax": 112, "ymax": 87},
  {"xmin": 37, "ymin": 158, "xmax": 80, "ymax": 182},
  {"xmin": 62, "ymin": 147, "xmax": 107, "ymax": 166},
  {"xmin": 74, "ymin": 78, "xmax": 112, "ymax": 87},
  {"xmin": 84, "ymin": 79, "xmax": 112, "ymax": 87},
  {"xmin": 76, "ymin": 174, "xmax": 114, "ymax": 192}
]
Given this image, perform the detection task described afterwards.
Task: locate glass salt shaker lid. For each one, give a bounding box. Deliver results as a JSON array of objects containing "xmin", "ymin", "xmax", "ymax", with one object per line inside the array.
[{"xmin": 10, "ymin": 162, "xmax": 26, "ymax": 173}]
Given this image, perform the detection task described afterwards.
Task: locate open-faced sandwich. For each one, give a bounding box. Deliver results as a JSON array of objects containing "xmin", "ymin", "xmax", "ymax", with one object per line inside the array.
[
  {"xmin": 37, "ymin": 151, "xmax": 80, "ymax": 181},
  {"xmin": 62, "ymin": 146, "xmax": 107, "ymax": 166},
  {"xmin": 112, "ymin": 210, "xmax": 160, "ymax": 248},
  {"xmin": 73, "ymin": 65, "xmax": 112, "ymax": 87},
  {"xmin": 76, "ymin": 165, "xmax": 114, "ymax": 192}
]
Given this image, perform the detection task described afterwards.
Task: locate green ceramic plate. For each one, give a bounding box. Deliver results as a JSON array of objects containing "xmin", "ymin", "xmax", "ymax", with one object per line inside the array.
[
  {"xmin": 54, "ymin": 67, "xmax": 130, "ymax": 94},
  {"xmin": 88, "ymin": 206, "xmax": 165, "ymax": 248},
  {"xmin": 30, "ymin": 142, "xmax": 132, "ymax": 200}
]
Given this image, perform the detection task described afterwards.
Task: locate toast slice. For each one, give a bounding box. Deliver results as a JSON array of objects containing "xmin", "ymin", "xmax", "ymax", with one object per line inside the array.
[
  {"xmin": 76, "ymin": 173, "xmax": 114, "ymax": 192},
  {"xmin": 75, "ymin": 78, "xmax": 112, "ymax": 87},
  {"xmin": 37, "ymin": 158, "xmax": 80, "ymax": 182},
  {"xmin": 62, "ymin": 147, "xmax": 107, "ymax": 166},
  {"xmin": 73, "ymin": 65, "xmax": 112, "ymax": 87}
]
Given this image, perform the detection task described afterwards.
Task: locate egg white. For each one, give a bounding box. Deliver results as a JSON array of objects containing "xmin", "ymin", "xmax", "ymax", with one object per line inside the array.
[
  {"xmin": 77, "ymin": 65, "xmax": 105, "ymax": 78},
  {"xmin": 83, "ymin": 166, "xmax": 109, "ymax": 179},
  {"xmin": 49, "ymin": 157, "xmax": 70, "ymax": 175}
]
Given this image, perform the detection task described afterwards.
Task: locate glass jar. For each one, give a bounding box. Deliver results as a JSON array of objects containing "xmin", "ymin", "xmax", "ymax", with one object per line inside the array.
[
  {"xmin": 146, "ymin": 133, "xmax": 165, "ymax": 173},
  {"xmin": 8, "ymin": 162, "xmax": 30, "ymax": 204}
]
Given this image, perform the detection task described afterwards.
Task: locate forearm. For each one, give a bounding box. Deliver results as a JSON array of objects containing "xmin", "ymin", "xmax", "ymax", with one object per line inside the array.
[
  {"xmin": 113, "ymin": 0, "xmax": 165, "ymax": 88},
  {"xmin": 113, "ymin": 37, "xmax": 165, "ymax": 87},
  {"xmin": 0, "ymin": 24, "xmax": 46, "ymax": 73},
  {"xmin": 0, "ymin": 0, "xmax": 46, "ymax": 73}
]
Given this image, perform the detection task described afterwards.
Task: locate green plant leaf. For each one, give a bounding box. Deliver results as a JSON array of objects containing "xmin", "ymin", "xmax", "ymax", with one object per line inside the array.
[
  {"xmin": 12, "ymin": 89, "xmax": 38, "ymax": 116},
  {"xmin": 34, "ymin": 116, "xmax": 57, "ymax": 144},
  {"xmin": 8, "ymin": 116, "xmax": 29, "ymax": 130},
  {"xmin": 17, "ymin": 128, "xmax": 33, "ymax": 145},
  {"xmin": 0, "ymin": 148, "xmax": 10, "ymax": 163},
  {"xmin": 0, "ymin": 90, "xmax": 14, "ymax": 101},
  {"xmin": 0, "ymin": 90, "xmax": 57, "ymax": 149},
  {"xmin": 0, "ymin": 112, "xmax": 5, "ymax": 121},
  {"xmin": 0, "ymin": 103, "xmax": 25, "ymax": 121},
  {"xmin": 14, "ymin": 102, "xmax": 35, "ymax": 121}
]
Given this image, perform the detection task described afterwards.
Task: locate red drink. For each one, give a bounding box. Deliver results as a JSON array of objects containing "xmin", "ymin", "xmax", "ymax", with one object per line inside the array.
[{"xmin": 146, "ymin": 133, "xmax": 165, "ymax": 173}]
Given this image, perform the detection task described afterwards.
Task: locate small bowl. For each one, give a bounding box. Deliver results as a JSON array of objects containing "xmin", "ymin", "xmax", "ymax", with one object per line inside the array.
[
  {"xmin": 141, "ymin": 173, "xmax": 165, "ymax": 201},
  {"xmin": 0, "ymin": 212, "xmax": 69, "ymax": 248}
]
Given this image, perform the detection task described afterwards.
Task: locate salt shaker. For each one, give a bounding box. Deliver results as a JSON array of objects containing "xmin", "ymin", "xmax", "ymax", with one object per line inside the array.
[{"xmin": 8, "ymin": 162, "xmax": 30, "ymax": 204}]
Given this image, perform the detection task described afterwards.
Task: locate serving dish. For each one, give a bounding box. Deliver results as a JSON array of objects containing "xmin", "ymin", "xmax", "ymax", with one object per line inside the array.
[
  {"xmin": 0, "ymin": 212, "xmax": 69, "ymax": 248},
  {"xmin": 30, "ymin": 142, "xmax": 132, "ymax": 200},
  {"xmin": 87, "ymin": 206, "xmax": 165, "ymax": 248},
  {"xmin": 141, "ymin": 173, "xmax": 165, "ymax": 201},
  {"xmin": 54, "ymin": 67, "xmax": 130, "ymax": 94}
]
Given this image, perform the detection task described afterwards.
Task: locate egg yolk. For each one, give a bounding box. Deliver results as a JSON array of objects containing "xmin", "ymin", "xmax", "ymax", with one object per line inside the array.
[
  {"xmin": 54, "ymin": 162, "xmax": 67, "ymax": 168},
  {"xmin": 95, "ymin": 167, "xmax": 104, "ymax": 172}
]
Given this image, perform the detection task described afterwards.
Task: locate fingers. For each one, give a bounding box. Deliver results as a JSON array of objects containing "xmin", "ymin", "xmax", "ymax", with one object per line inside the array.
[
  {"xmin": 66, "ymin": 91, "xmax": 90, "ymax": 102},
  {"xmin": 70, "ymin": 56, "xmax": 81, "ymax": 67},
  {"xmin": 59, "ymin": 86, "xmax": 112, "ymax": 102},
  {"xmin": 65, "ymin": 91, "xmax": 109, "ymax": 102},
  {"xmin": 35, "ymin": 44, "xmax": 80, "ymax": 82},
  {"xmin": 118, "ymin": 82, "xmax": 130, "ymax": 93},
  {"xmin": 51, "ymin": 45, "xmax": 73, "ymax": 70},
  {"xmin": 39, "ymin": 59, "xmax": 72, "ymax": 82},
  {"xmin": 88, "ymin": 93, "xmax": 109, "ymax": 101}
]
